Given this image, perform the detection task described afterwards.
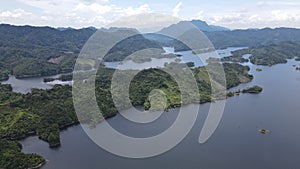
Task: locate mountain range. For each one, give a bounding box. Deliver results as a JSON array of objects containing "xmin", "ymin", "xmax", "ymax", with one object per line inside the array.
[{"xmin": 1, "ymin": 21, "xmax": 300, "ymax": 79}]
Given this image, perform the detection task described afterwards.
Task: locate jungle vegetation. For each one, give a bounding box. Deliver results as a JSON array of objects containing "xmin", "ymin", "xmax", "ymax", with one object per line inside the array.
[{"xmin": 219, "ymin": 41, "xmax": 300, "ymax": 66}]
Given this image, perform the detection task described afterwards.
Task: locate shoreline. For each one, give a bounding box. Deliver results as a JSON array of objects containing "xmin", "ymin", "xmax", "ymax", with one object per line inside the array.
[
  {"xmin": 18, "ymin": 86, "xmax": 253, "ymax": 168},
  {"xmin": 27, "ymin": 161, "xmax": 47, "ymax": 169}
]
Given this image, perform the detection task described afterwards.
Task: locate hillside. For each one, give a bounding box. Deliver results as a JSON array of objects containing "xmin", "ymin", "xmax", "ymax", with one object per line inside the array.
[
  {"xmin": 0, "ymin": 25, "xmax": 163, "ymax": 80},
  {"xmin": 153, "ymin": 26, "xmax": 300, "ymax": 52},
  {"xmin": 206, "ymin": 28, "xmax": 300, "ymax": 49},
  {"xmin": 2, "ymin": 24, "xmax": 300, "ymax": 80},
  {"xmin": 221, "ymin": 41, "xmax": 300, "ymax": 66},
  {"xmin": 0, "ymin": 24, "xmax": 96, "ymax": 80}
]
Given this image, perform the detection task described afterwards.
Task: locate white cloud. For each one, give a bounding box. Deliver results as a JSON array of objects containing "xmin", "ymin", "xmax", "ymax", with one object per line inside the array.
[
  {"xmin": 0, "ymin": 0, "xmax": 154, "ymax": 28},
  {"xmin": 196, "ymin": 2, "xmax": 300, "ymax": 29},
  {"xmin": 1, "ymin": 0, "xmax": 300, "ymax": 29},
  {"xmin": 118, "ymin": 4, "xmax": 152, "ymax": 16},
  {"xmin": 195, "ymin": 11, "xmax": 204, "ymax": 20},
  {"xmin": 0, "ymin": 9, "xmax": 49, "ymax": 25},
  {"xmin": 73, "ymin": 3, "xmax": 112, "ymax": 14},
  {"xmin": 257, "ymin": 1, "xmax": 300, "ymax": 6},
  {"xmin": 107, "ymin": 13, "xmax": 181, "ymax": 33},
  {"xmin": 172, "ymin": 2, "xmax": 182, "ymax": 17}
]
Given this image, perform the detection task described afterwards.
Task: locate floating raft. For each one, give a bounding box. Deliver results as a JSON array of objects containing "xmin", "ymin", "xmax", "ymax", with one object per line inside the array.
[{"xmin": 259, "ymin": 129, "xmax": 270, "ymax": 134}]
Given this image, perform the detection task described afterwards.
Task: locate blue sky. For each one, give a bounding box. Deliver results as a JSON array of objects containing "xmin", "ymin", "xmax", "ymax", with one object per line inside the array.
[{"xmin": 1, "ymin": 0, "xmax": 300, "ymax": 29}]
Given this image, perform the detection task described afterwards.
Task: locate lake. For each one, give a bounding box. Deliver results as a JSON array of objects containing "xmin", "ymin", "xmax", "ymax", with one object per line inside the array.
[
  {"xmin": 20, "ymin": 59, "xmax": 300, "ymax": 169},
  {"xmin": 1, "ymin": 47, "xmax": 243, "ymax": 93},
  {"xmin": 104, "ymin": 47, "xmax": 246, "ymax": 70},
  {"xmin": 1, "ymin": 74, "xmax": 72, "ymax": 94}
]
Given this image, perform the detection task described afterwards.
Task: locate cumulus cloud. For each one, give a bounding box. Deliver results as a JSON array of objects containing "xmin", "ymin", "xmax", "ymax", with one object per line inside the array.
[
  {"xmin": 172, "ymin": 2, "xmax": 182, "ymax": 17},
  {"xmin": 0, "ymin": 0, "xmax": 153, "ymax": 28},
  {"xmin": 107, "ymin": 13, "xmax": 181, "ymax": 33},
  {"xmin": 1, "ymin": 0, "xmax": 300, "ymax": 29},
  {"xmin": 0, "ymin": 9, "xmax": 49, "ymax": 25},
  {"xmin": 256, "ymin": 1, "xmax": 300, "ymax": 6},
  {"xmin": 119, "ymin": 4, "xmax": 152, "ymax": 16},
  {"xmin": 196, "ymin": 1, "xmax": 300, "ymax": 29}
]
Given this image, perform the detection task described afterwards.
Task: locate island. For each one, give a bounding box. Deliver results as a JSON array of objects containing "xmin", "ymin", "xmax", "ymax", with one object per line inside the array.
[
  {"xmin": 227, "ymin": 85, "xmax": 263, "ymax": 97},
  {"xmin": 257, "ymin": 42, "xmax": 298, "ymax": 66},
  {"xmin": 242, "ymin": 86, "xmax": 263, "ymax": 94},
  {"xmin": 43, "ymin": 74, "xmax": 73, "ymax": 83},
  {"xmin": 256, "ymin": 68, "xmax": 263, "ymax": 72},
  {"xmin": 221, "ymin": 49, "xmax": 249, "ymax": 63},
  {"xmin": 218, "ymin": 41, "xmax": 300, "ymax": 66},
  {"xmin": 259, "ymin": 129, "xmax": 270, "ymax": 134}
]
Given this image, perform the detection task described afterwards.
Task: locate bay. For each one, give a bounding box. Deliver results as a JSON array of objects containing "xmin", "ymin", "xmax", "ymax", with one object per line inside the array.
[{"xmin": 20, "ymin": 59, "xmax": 300, "ymax": 169}]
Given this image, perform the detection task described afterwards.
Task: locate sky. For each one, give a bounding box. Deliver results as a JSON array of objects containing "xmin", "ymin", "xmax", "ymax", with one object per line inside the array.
[{"xmin": 0, "ymin": 0, "xmax": 300, "ymax": 29}]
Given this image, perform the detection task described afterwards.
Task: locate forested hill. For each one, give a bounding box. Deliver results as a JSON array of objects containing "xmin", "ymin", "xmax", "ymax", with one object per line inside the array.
[
  {"xmin": 152, "ymin": 27, "xmax": 300, "ymax": 51},
  {"xmin": 0, "ymin": 24, "xmax": 163, "ymax": 80},
  {"xmin": 0, "ymin": 24, "xmax": 95, "ymax": 50},
  {"xmin": 222, "ymin": 41, "xmax": 300, "ymax": 66},
  {"xmin": 206, "ymin": 28, "xmax": 300, "ymax": 49},
  {"xmin": 2, "ymin": 24, "xmax": 300, "ymax": 80},
  {"xmin": 0, "ymin": 24, "xmax": 96, "ymax": 80},
  {"xmin": 0, "ymin": 62, "xmax": 253, "ymax": 169}
]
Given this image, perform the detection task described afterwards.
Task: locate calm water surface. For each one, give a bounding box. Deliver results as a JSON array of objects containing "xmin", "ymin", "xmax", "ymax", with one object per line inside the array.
[
  {"xmin": 104, "ymin": 47, "xmax": 246, "ymax": 69},
  {"xmin": 1, "ymin": 47, "xmax": 243, "ymax": 94},
  {"xmin": 20, "ymin": 59, "xmax": 300, "ymax": 169},
  {"xmin": 1, "ymin": 74, "xmax": 72, "ymax": 93}
]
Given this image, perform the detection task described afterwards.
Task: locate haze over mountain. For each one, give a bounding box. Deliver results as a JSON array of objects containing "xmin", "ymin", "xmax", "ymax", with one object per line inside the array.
[
  {"xmin": 150, "ymin": 21, "xmax": 300, "ymax": 51},
  {"xmin": 1, "ymin": 22, "xmax": 300, "ymax": 80},
  {"xmin": 159, "ymin": 20, "xmax": 229, "ymax": 33},
  {"xmin": 205, "ymin": 27, "xmax": 300, "ymax": 49}
]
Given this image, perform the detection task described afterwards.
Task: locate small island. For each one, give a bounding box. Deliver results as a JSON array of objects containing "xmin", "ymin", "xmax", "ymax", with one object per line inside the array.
[
  {"xmin": 242, "ymin": 86, "xmax": 263, "ymax": 94},
  {"xmin": 259, "ymin": 129, "xmax": 270, "ymax": 134},
  {"xmin": 256, "ymin": 68, "xmax": 263, "ymax": 72},
  {"xmin": 223, "ymin": 41, "xmax": 300, "ymax": 66},
  {"xmin": 227, "ymin": 85, "xmax": 263, "ymax": 97},
  {"xmin": 221, "ymin": 49, "xmax": 250, "ymax": 63},
  {"xmin": 44, "ymin": 74, "xmax": 73, "ymax": 83},
  {"xmin": 192, "ymin": 48, "xmax": 215, "ymax": 55}
]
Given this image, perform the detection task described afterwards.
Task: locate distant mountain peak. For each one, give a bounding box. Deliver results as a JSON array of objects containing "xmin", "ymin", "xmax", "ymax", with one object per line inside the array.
[
  {"xmin": 57, "ymin": 26, "xmax": 97, "ymax": 31},
  {"xmin": 57, "ymin": 27, "xmax": 75, "ymax": 31},
  {"xmin": 158, "ymin": 20, "xmax": 229, "ymax": 34},
  {"xmin": 190, "ymin": 20, "xmax": 230, "ymax": 31}
]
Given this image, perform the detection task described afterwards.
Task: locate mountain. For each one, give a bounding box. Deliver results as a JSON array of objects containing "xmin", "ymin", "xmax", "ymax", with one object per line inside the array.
[
  {"xmin": 104, "ymin": 34, "xmax": 163, "ymax": 62},
  {"xmin": 159, "ymin": 20, "xmax": 229, "ymax": 34},
  {"xmin": 147, "ymin": 20, "xmax": 229, "ymax": 51},
  {"xmin": 57, "ymin": 27, "xmax": 97, "ymax": 31},
  {"xmin": 0, "ymin": 24, "xmax": 163, "ymax": 80},
  {"xmin": 56, "ymin": 27, "xmax": 75, "ymax": 31},
  {"xmin": 2, "ymin": 23, "xmax": 300, "ymax": 80},
  {"xmin": 190, "ymin": 20, "xmax": 230, "ymax": 32},
  {"xmin": 141, "ymin": 19, "xmax": 229, "ymax": 46},
  {"xmin": 205, "ymin": 27, "xmax": 300, "ymax": 49},
  {"xmin": 0, "ymin": 24, "xmax": 96, "ymax": 79},
  {"xmin": 152, "ymin": 24, "xmax": 300, "ymax": 51}
]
